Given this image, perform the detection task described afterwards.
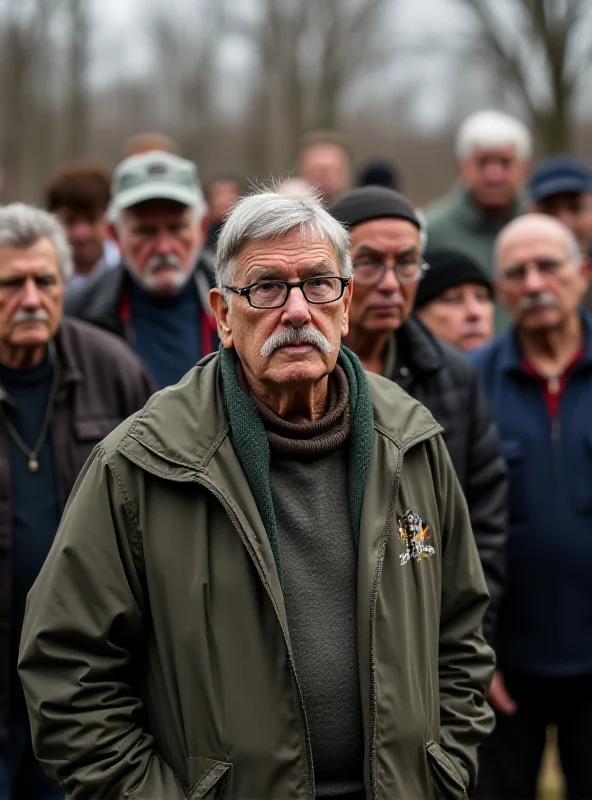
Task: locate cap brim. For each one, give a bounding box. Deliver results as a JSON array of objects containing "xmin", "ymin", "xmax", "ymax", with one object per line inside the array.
[
  {"xmin": 531, "ymin": 177, "xmax": 589, "ymax": 202},
  {"xmin": 112, "ymin": 183, "xmax": 200, "ymax": 210}
]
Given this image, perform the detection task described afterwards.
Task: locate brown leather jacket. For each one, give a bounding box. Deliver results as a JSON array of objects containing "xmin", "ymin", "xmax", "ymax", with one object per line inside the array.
[{"xmin": 0, "ymin": 316, "xmax": 154, "ymax": 742}]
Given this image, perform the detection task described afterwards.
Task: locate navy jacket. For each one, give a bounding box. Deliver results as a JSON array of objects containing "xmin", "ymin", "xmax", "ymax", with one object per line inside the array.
[{"xmin": 469, "ymin": 314, "xmax": 592, "ymax": 676}]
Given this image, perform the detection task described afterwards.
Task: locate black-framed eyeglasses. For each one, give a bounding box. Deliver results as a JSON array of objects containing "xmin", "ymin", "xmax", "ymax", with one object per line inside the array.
[
  {"xmin": 225, "ymin": 276, "xmax": 351, "ymax": 309},
  {"xmin": 500, "ymin": 258, "xmax": 569, "ymax": 283},
  {"xmin": 352, "ymin": 256, "xmax": 429, "ymax": 286}
]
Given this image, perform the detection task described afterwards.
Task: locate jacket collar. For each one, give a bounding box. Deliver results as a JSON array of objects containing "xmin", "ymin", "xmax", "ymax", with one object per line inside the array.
[
  {"xmin": 449, "ymin": 184, "xmax": 524, "ymax": 233},
  {"xmin": 498, "ymin": 311, "xmax": 592, "ymax": 375},
  {"xmin": 394, "ymin": 315, "xmax": 443, "ymax": 382},
  {"xmin": 117, "ymin": 350, "xmax": 441, "ymax": 482}
]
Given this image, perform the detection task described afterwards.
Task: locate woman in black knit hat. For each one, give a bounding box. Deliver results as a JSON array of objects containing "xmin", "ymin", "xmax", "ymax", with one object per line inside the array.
[{"xmin": 415, "ymin": 248, "xmax": 495, "ymax": 351}]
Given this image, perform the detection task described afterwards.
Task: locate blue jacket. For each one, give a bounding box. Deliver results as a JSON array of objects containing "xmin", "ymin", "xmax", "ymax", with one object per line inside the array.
[{"xmin": 469, "ymin": 314, "xmax": 592, "ymax": 676}]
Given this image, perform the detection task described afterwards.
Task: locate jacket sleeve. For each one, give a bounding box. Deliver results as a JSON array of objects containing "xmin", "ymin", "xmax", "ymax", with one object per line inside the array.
[
  {"xmin": 430, "ymin": 434, "xmax": 496, "ymax": 793},
  {"xmin": 465, "ymin": 370, "xmax": 508, "ymax": 645},
  {"xmin": 18, "ymin": 444, "xmax": 185, "ymax": 800}
]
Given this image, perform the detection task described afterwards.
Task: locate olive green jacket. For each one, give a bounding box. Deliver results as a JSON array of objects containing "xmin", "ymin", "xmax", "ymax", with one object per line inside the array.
[{"xmin": 19, "ymin": 353, "xmax": 494, "ymax": 800}]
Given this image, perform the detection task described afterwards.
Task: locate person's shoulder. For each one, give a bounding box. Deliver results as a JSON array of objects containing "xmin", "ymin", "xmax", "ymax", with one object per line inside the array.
[
  {"xmin": 466, "ymin": 336, "xmax": 506, "ymax": 374},
  {"xmin": 424, "ymin": 190, "xmax": 458, "ymax": 226},
  {"xmin": 366, "ymin": 371, "xmax": 443, "ymax": 445},
  {"xmin": 64, "ymin": 264, "xmax": 123, "ymax": 315},
  {"xmin": 59, "ymin": 317, "xmax": 146, "ymax": 376},
  {"xmin": 434, "ymin": 337, "xmax": 479, "ymax": 385}
]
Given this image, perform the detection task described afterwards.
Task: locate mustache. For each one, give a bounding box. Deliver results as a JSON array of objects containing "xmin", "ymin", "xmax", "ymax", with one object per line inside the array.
[
  {"xmin": 145, "ymin": 254, "xmax": 184, "ymax": 276},
  {"xmin": 11, "ymin": 309, "xmax": 51, "ymax": 326},
  {"xmin": 518, "ymin": 292, "xmax": 558, "ymax": 313},
  {"xmin": 260, "ymin": 325, "xmax": 335, "ymax": 357}
]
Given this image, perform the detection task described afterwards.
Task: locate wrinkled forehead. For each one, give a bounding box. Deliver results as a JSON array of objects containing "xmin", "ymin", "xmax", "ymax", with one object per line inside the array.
[
  {"xmin": 499, "ymin": 224, "xmax": 571, "ymax": 266},
  {"xmin": 234, "ymin": 230, "xmax": 340, "ymax": 278},
  {"xmin": 467, "ymin": 144, "xmax": 519, "ymax": 163},
  {"xmin": 0, "ymin": 237, "xmax": 60, "ymax": 276}
]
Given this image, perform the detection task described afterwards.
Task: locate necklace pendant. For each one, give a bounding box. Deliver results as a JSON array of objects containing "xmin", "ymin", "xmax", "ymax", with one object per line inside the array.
[{"xmin": 28, "ymin": 457, "xmax": 39, "ymax": 473}]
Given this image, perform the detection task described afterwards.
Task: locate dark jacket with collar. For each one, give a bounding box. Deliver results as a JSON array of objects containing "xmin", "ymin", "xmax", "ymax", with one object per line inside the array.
[
  {"xmin": 63, "ymin": 251, "xmax": 218, "ymax": 353},
  {"xmin": 469, "ymin": 314, "xmax": 592, "ymax": 675},
  {"xmin": 0, "ymin": 317, "xmax": 154, "ymax": 743},
  {"xmin": 389, "ymin": 316, "xmax": 508, "ymax": 644}
]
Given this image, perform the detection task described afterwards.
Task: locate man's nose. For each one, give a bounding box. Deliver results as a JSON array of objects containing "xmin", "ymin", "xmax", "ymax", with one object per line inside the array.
[
  {"xmin": 464, "ymin": 297, "xmax": 483, "ymax": 321},
  {"xmin": 524, "ymin": 264, "xmax": 545, "ymax": 292},
  {"xmin": 70, "ymin": 221, "xmax": 93, "ymax": 240},
  {"xmin": 281, "ymin": 286, "xmax": 311, "ymax": 326},
  {"xmin": 154, "ymin": 231, "xmax": 177, "ymax": 255},
  {"xmin": 377, "ymin": 265, "xmax": 402, "ymax": 294},
  {"xmin": 21, "ymin": 278, "xmax": 42, "ymax": 308}
]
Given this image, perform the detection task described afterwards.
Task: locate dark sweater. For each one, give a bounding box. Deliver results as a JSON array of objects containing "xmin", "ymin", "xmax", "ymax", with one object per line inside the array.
[
  {"xmin": 130, "ymin": 278, "xmax": 202, "ymax": 389},
  {"xmin": 0, "ymin": 355, "xmax": 61, "ymax": 715},
  {"xmin": 251, "ymin": 368, "xmax": 365, "ymax": 799}
]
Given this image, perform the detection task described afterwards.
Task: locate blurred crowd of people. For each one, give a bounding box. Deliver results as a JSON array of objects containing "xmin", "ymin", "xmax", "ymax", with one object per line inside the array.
[{"xmin": 1, "ymin": 107, "xmax": 592, "ymax": 799}]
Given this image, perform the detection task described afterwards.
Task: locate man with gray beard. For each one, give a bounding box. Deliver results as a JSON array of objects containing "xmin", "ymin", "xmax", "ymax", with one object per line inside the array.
[
  {"xmin": 0, "ymin": 204, "xmax": 153, "ymax": 799},
  {"xmin": 469, "ymin": 214, "xmax": 592, "ymax": 799},
  {"xmin": 65, "ymin": 150, "xmax": 219, "ymax": 389}
]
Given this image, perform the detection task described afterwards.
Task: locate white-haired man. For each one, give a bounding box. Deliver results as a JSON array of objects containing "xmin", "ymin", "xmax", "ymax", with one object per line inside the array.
[
  {"xmin": 469, "ymin": 215, "xmax": 592, "ymax": 799},
  {"xmin": 0, "ymin": 204, "xmax": 153, "ymax": 799},
  {"xmin": 426, "ymin": 111, "xmax": 531, "ymax": 328},
  {"xmin": 65, "ymin": 151, "xmax": 218, "ymax": 389},
  {"xmin": 19, "ymin": 192, "xmax": 494, "ymax": 800}
]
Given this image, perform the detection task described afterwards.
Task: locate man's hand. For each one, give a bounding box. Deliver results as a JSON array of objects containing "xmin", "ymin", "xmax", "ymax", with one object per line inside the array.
[{"xmin": 489, "ymin": 670, "xmax": 517, "ymax": 715}]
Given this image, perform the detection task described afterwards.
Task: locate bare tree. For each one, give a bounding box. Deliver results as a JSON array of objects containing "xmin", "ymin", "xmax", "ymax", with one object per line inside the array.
[
  {"xmin": 67, "ymin": 0, "xmax": 91, "ymax": 159},
  {"xmin": 452, "ymin": 0, "xmax": 592, "ymax": 153},
  {"xmin": 230, "ymin": 0, "xmax": 397, "ymax": 176}
]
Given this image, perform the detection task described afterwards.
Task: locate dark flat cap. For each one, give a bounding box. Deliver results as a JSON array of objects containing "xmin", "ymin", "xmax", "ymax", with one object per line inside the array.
[{"xmin": 529, "ymin": 155, "xmax": 592, "ymax": 203}]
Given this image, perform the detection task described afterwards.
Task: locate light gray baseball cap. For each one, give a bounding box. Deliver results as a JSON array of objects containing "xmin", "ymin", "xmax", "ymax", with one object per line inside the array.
[{"xmin": 110, "ymin": 150, "xmax": 204, "ymax": 211}]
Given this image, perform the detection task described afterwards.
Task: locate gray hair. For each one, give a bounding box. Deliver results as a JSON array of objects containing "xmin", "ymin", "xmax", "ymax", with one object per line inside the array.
[
  {"xmin": 0, "ymin": 203, "xmax": 73, "ymax": 282},
  {"xmin": 494, "ymin": 213, "xmax": 583, "ymax": 273},
  {"xmin": 456, "ymin": 110, "xmax": 533, "ymax": 162},
  {"xmin": 216, "ymin": 190, "xmax": 352, "ymax": 288}
]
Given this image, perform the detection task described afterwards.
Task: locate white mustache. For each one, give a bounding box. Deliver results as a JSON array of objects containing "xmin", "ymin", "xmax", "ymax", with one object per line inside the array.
[
  {"xmin": 518, "ymin": 293, "xmax": 558, "ymax": 312},
  {"xmin": 145, "ymin": 255, "xmax": 184, "ymax": 276},
  {"xmin": 260, "ymin": 325, "xmax": 335, "ymax": 357},
  {"xmin": 11, "ymin": 309, "xmax": 51, "ymax": 325}
]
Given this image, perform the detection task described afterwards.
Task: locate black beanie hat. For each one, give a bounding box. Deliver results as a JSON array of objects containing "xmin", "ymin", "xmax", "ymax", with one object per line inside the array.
[
  {"xmin": 414, "ymin": 249, "xmax": 493, "ymax": 310},
  {"xmin": 329, "ymin": 186, "xmax": 420, "ymax": 230}
]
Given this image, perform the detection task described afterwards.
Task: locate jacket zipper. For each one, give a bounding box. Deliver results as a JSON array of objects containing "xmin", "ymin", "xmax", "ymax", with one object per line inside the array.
[
  {"xmin": 368, "ymin": 452, "xmax": 404, "ymax": 800},
  {"xmin": 551, "ymin": 416, "xmax": 561, "ymax": 478},
  {"xmin": 194, "ymin": 475, "xmax": 315, "ymax": 799}
]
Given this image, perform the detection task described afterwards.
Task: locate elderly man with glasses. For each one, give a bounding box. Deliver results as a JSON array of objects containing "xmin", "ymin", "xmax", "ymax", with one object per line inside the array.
[
  {"xmin": 329, "ymin": 187, "xmax": 508, "ymax": 648},
  {"xmin": 18, "ymin": 191, "xmax": 494, "ymax": 800},
  {"xmin": 469, "ymin": 214, "xmax": 592, "ymax": 800}
]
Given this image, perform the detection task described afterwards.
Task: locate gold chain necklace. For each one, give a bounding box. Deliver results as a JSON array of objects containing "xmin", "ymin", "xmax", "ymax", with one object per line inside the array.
[{"xmin": 2, "ymin": 340, "xmax": 61, "ymax": 472}]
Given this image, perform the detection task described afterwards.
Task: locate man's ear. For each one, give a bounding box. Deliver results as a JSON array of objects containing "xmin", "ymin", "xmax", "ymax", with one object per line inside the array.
[
  {"xmin": 210, "ymin": 288, "xmax": 233, "ymax": 348},
  {"xmin": 340, "ymin": 278, "xmax": 353, "ymax": 338}
]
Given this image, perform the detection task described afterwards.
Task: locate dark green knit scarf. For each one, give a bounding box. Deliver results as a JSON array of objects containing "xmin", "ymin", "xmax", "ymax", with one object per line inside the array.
[{"xmin": 219, "ymin": 345, "xmax": 374, "ymax": 588}]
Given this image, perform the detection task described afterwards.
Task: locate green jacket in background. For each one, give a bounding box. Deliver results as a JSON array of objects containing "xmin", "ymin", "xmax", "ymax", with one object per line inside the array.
[
  {"xmin": 425, "ymin": 185, "xmax": 524, "ymax": 332},
  {"xmin": 19, "ymin": 352, "xmax": 495, "ymax": 800}
]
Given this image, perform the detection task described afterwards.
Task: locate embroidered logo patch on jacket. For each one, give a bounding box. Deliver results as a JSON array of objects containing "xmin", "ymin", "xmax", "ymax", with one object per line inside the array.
[{"xmin": 397, "ymin": 509, "xmax": 435, "ymax": 566}]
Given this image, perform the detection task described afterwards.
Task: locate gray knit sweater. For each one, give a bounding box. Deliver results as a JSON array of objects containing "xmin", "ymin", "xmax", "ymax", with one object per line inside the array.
[{"xmin": 251, "ymin": 366, "xmax": 365, "ymax": 799}]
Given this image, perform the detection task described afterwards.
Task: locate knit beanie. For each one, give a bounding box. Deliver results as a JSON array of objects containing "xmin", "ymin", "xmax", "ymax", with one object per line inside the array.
[
  {"xmin": 329, "ymin": 186, "xmax": 420, "ymax": 230},
  {"xmin": 414, "ymin": 249, "xmax": 493, "ymax": 310}
]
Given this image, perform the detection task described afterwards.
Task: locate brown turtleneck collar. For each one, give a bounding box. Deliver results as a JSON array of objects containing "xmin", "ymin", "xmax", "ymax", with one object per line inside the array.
[{"xmin": 236, "ymin": 362, "xmax": 350, "ymax": 460}]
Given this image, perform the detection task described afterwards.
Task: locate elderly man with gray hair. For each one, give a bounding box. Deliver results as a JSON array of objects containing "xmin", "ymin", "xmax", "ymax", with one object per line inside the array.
[
  {"xmin": 0, "ymin": 204, "xmax": 153, "ymax": 800},
  {"xmin": 469, "ymin": 214, "xmax": 592, "ymax": 799},
  {"xmin": 426, "ymin": 110, "xmax": 532, "ymax": 331},
  {"xmin": 19, "ymin": 191, "xmax": 494, "ymax": 800}
]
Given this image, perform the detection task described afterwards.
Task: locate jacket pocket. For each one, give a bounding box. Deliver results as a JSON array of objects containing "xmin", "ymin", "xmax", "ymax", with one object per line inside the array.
[
  {"xmin": 425, "ymin": 741, "xmax": 467, "ymax": 800},
  {"xmin": 501, "ymin": 439, "xmax": 529, "ymax": 522},
  {"xmin": 187, "ymin": 758, "xmax": 232, "ymax": 799}
]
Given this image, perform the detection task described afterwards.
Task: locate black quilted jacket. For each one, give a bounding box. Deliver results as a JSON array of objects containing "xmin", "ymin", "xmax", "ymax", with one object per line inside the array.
[{"xmin": 389, "ymin": 316, "xmax": 507, "ymax": 644}]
